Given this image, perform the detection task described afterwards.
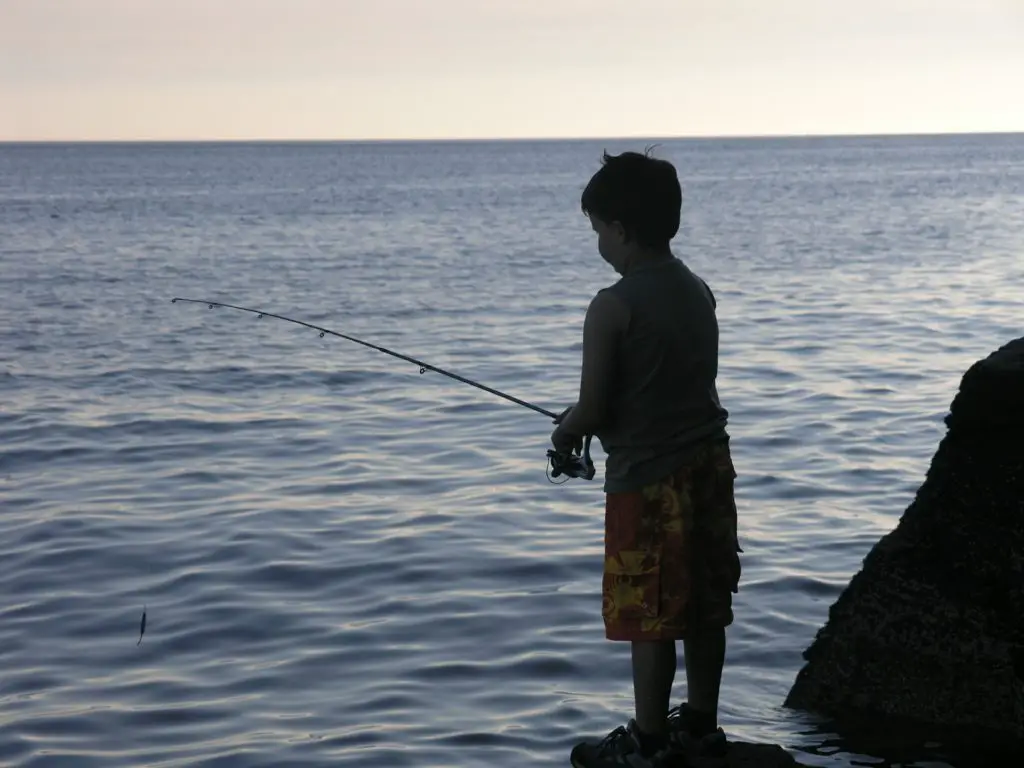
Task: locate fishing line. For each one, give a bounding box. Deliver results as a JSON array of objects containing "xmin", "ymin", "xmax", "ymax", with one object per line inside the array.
[{"xmin": 170, "ymin": 297, "xmax": 594, "ymax": 482}]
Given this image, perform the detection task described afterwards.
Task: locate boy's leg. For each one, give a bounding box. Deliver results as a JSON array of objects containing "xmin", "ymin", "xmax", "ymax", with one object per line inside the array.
[
  {"xmin": 682, "ymin": 626, "xmax": 727, "ymax": 727},
  {"xmin": 669, "ymin": 438, "xmax": 741, "ymax": 745},
  {"xmin": 569, "ymin": 477, "xmax": 685, "ymax": 766},
  {"xmin": 631, "ymin": 639, "xmax": 677, "ymax": 739}
]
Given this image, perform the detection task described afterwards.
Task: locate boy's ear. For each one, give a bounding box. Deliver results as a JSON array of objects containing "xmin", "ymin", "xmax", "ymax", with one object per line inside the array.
[{"xmin": 611, "ymin": 221, "xmax": 629, "ymax": 243}]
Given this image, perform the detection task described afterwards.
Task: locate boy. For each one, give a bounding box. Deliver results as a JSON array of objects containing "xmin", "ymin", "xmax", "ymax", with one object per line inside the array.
[{"xmin": 551, "ymin": 149, "xmax": 742, "ymax": 768}]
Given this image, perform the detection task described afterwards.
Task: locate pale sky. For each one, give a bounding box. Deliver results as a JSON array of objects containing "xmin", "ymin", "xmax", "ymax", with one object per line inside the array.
[{"xmin": 3, "ymin": 0, "xmax": 1024, "ymax": 141}]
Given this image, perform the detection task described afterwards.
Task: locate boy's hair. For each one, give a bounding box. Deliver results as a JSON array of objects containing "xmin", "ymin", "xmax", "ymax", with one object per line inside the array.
[{"xmin": 580, "ymin": 147, "xmax": 682, "ymax": 248}]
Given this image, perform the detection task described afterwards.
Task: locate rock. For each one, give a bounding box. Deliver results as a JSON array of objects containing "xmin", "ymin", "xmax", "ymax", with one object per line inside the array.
[
  {"xmin": 784, "ymin": 336, "xmax": 1024, "ymax": 751},
  {"xmin": 666, "ymin": 740, "xmax": 807, "ymax": 767},
  {"xmin": 715, "ymin": 741, "xmax": 805, "ymax": 767}
]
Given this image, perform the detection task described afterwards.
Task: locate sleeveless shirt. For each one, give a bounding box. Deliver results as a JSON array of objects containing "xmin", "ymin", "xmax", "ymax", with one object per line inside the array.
[{"xmin": 597, "ymin": 256, "xmax": 729, "ymax": 493}]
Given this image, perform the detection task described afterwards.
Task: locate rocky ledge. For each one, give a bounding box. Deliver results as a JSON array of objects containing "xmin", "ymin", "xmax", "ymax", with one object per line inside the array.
[{"xmin": 669, "ymin": 740, "xmax": 809, "ymax": 767}]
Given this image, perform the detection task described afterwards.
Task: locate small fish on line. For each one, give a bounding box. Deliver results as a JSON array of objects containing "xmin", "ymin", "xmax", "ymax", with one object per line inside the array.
[{"xmin": 138, "ymin": 606, "xmax": 146, "ymax": 646}]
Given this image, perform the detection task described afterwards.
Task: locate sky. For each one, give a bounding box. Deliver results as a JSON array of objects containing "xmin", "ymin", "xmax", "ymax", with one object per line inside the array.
[{"xmin": 2, "ymin": 0, "xmax": 1024, "ymax": 141}]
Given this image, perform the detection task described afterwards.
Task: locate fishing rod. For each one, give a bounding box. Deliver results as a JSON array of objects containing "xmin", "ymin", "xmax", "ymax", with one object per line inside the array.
[{"xmin": 170, "ymin": 297, "xmax": 594, "ymax": 482}]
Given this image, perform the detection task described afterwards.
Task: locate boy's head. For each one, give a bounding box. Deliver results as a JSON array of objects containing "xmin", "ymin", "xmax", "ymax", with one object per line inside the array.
[{"xmin": 580, "ymin": 148, "xmax": 681, "ymax": 273}]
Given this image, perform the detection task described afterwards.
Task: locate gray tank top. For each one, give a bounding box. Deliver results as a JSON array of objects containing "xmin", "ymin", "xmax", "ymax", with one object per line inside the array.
[{"xmin": 597, "ymin": 256, "xmax": 729, "ymax": 493}]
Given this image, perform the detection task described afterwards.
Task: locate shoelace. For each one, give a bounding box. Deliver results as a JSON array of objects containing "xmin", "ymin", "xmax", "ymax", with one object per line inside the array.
[
  {"xmin": 666, "ymin": 706, "xmax": 720, "ymax": 745},
  {"xmin": 596, "ymin": 725, "xmax": 636, "ymax": 755}
]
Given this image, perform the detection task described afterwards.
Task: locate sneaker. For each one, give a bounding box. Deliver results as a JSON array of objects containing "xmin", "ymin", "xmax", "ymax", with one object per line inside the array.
[
  {"xmin": 570, "ymin": 718, "xmax": 672, "ymax": 768},
  {"xmin": 666, "ymin": 703, "xmax": 728, "ymax": 758}
]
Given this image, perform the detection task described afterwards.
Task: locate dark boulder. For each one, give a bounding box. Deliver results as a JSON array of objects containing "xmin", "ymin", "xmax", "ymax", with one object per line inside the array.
[{"xmin": 785, "ymin": 336, "xmax": 1024, "ymax": 750}]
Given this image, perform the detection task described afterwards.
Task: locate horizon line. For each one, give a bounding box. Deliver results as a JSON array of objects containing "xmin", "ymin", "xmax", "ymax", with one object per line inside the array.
[{"xmin": 2, "ymin": 129, "xmax": 1024, "ymax": 145}]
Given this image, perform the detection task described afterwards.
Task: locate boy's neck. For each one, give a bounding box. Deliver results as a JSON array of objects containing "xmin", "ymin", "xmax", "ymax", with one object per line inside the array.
[{"xmin": 623, "ymin": 247, "xmax": 674, "ymax": 275}]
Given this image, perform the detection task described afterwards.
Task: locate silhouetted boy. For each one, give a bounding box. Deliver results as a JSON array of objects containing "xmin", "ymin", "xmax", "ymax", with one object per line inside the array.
[{"xmin": 552, "ymin": 149, "xmax": 742, "ymax": 768}]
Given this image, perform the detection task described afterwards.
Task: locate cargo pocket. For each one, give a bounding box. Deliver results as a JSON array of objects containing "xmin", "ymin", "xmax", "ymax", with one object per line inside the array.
[
  {"xmin": 602, "ymin": 549, "xmax": 661, "ymax": 621},
  {"xmin": 716, "ymin": 457, "xmax": 743, "ymax": 555}
]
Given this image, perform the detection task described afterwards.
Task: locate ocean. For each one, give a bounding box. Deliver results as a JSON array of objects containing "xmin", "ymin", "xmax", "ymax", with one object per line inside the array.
[{"xmin": 1, "ymin": 135, "xmax": 1021, "ymax": 767}]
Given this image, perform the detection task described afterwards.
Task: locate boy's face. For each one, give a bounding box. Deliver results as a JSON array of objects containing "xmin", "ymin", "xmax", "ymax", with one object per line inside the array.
[{"xmin": 589, "ymin": 214, "xmax": 630, "ymax": 274}]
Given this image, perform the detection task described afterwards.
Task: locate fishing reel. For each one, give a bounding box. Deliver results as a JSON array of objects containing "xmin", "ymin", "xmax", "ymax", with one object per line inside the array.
[{"xmin": 547, "ymin": 434, "xmax": 595, "ymax": 482}]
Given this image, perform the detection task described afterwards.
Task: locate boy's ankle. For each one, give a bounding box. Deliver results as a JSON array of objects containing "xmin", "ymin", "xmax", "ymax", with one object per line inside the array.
[
  {"xmin": 672, "ymin": 702, "xmax": 718, "ymax": 738},
  {"xmin": 634, "ymin": 725, "xmax": 668, "ymax": 758}
]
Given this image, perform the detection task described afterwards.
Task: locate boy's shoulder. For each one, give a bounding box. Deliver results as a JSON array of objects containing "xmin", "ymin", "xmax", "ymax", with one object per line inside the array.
[
  {"xmin": 587, "ymin": 286, "xmax": 631, "ymax": 333},
  {"xmin": 678, "ymin": 260, "xmax": 717, "ymax": 310}
]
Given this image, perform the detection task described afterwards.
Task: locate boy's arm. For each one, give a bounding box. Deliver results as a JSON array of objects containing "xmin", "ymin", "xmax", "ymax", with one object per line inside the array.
[{"xmin": 554, "ymin": 289, "xmax": 629, "ymax": 439}]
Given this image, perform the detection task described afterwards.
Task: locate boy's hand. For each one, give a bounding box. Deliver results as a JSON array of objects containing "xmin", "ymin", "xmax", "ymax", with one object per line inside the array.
[{"xmin": 550, "ymin": 419, "xmax": 583, "ymax": 456}]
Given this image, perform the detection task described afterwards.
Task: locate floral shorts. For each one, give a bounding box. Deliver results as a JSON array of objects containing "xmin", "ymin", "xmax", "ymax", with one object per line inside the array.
[{"xmin": 602, "ymin": 438, "xmax": 742, "ymax": 641}]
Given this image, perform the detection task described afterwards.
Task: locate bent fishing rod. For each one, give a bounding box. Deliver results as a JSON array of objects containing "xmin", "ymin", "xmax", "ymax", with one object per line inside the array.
[{"xmin": 170, "ymin": 297, "xmax": 594, "ymax": 482}]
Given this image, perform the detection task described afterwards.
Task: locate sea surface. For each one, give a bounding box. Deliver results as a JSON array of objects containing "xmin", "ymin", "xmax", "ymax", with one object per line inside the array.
[{"xmin": 1, "ymin": 135, "xmax": 1021, "ymax": 768}]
